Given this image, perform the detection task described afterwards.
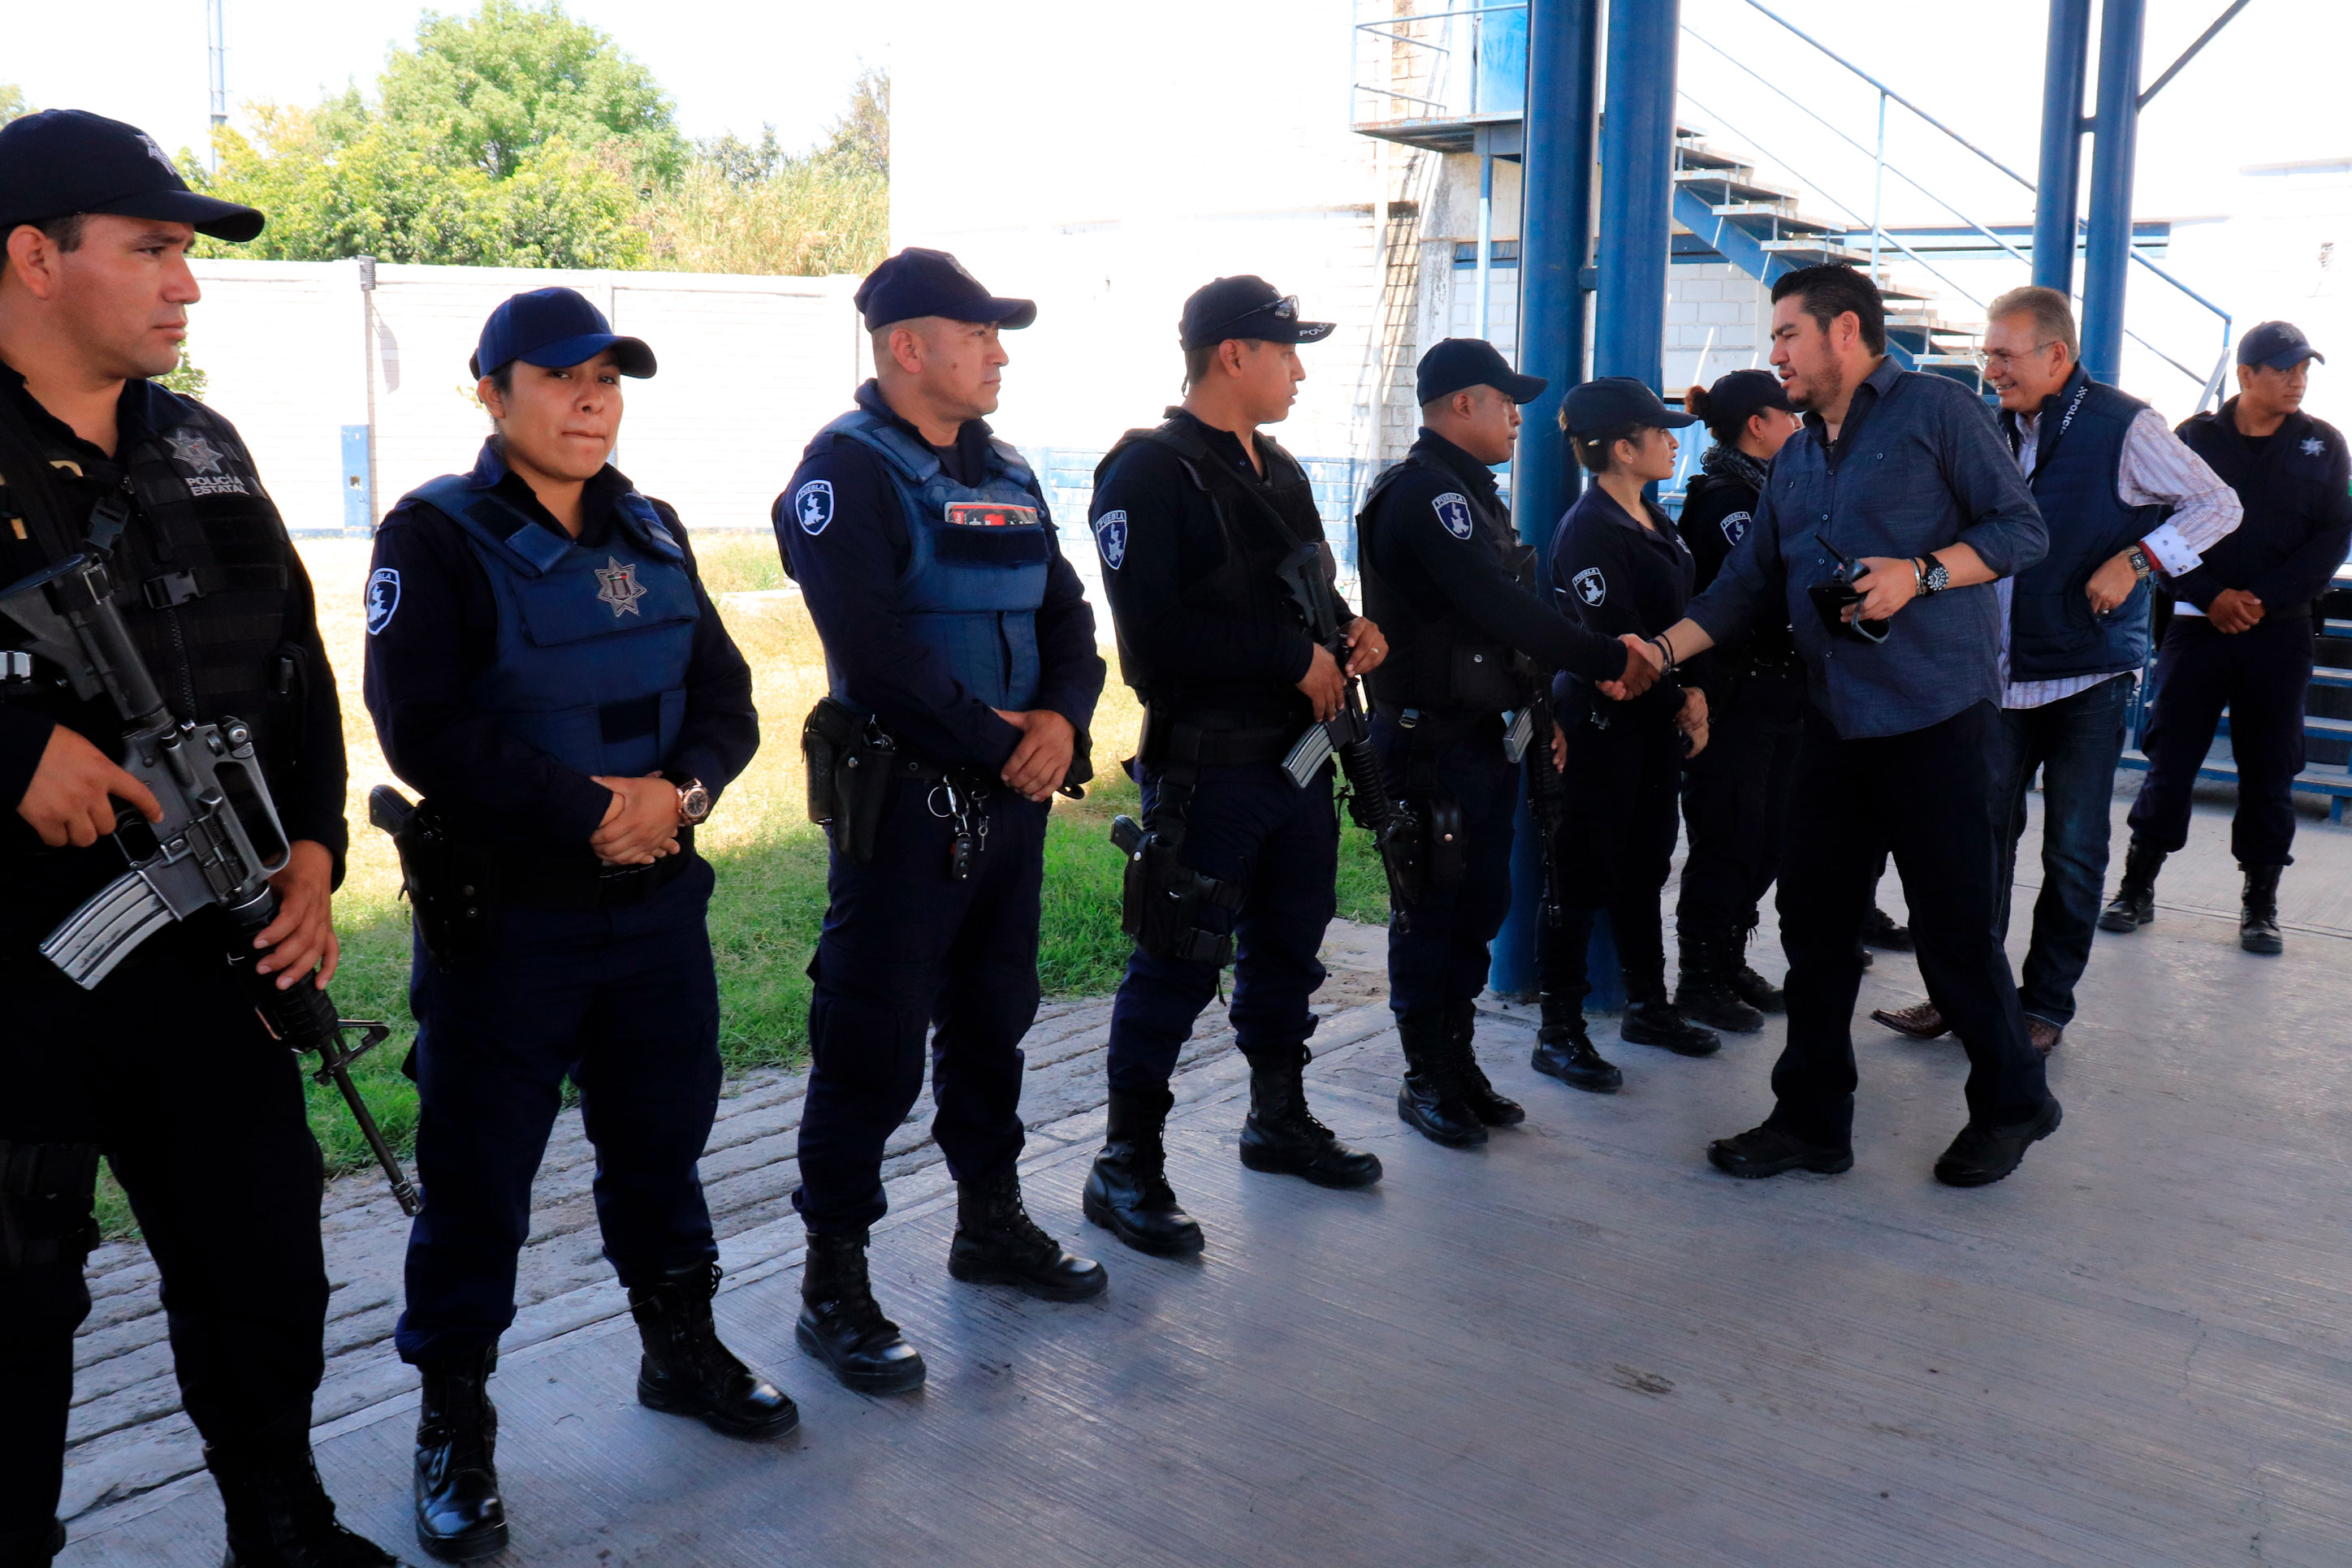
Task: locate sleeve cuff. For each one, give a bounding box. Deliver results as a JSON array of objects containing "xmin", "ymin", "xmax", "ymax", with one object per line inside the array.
[
  {"xmin": 0, "ymin": 708, "xmax": 56, "ymax": 815},
  {"xmin": 2140, "ymin": 523, "xmax": 2203, "ymax": 577}
]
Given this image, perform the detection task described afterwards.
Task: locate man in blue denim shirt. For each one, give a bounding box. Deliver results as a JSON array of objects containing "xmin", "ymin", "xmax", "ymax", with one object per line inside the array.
[{"xmin": 1644, "ymin": 265, "xmax": 2062, "ymax": 1189}]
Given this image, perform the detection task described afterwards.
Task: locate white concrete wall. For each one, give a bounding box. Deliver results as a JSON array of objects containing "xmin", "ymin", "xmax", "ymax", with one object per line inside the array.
[{"xmin": 183, "ymin": 260, "xmax": 863, "ymax": 536}]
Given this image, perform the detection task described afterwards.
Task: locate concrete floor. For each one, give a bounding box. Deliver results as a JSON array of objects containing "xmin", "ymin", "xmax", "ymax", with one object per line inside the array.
[{"xmin": 59, "ymin": 785, "xmax": 2352, "ymax": 1566}]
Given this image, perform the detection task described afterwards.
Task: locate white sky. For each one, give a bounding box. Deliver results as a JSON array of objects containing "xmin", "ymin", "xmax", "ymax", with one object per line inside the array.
[{"xmin": 10, "ymin": 0, "xmax": 887, "ymax": 161}]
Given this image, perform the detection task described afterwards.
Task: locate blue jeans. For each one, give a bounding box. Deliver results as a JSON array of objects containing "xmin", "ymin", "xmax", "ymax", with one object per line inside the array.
[{"xmin": 1991, "ymin": 674, "xmax": 2133, "ymax": 1029}]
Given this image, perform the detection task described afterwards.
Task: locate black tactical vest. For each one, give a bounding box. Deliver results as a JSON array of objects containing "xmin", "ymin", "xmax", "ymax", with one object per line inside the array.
[{"xmin": 1357, "ymin": 450, "xmax": 1532, "ymax": 713}]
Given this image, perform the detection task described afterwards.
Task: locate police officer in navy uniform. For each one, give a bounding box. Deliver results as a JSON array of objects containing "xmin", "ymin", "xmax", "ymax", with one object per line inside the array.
[
  {"xmin": 1546, "ymin": 378, "xmax": 1719, "ymax": 1066},
  {"xmin": 0, "ymin": 113, "xmax": 400, "ymax": 1568},
  {"xmin": 1081, "ymin": 276, "xmax": 1390, "ymax": 1257},
  {"xmin": 776, "ymin": 249, "xmax": 1108, "ymax": 1396},
  {"xmin": 2103, "ymin": 321, "xmax": 2352, "ymax": 954},
  {"xmin": 1671, "ymin": 369, "xmax": 1805, "ymax": 1033},
  {"xmin": 365, "ymin": 287, "xmax": 785, "ymax": 1561},
  {"xmin": 1355, "ymin": 339, "xmax": 1661, "ymax": 1146}
]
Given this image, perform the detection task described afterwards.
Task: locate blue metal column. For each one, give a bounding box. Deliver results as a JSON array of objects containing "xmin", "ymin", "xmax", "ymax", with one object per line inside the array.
[
  {"xmin": 1592, "ymin": 0, "xmax": 1680, "ymax": 387},
  {"xmin": 1489, "ymin": 0, "xmax": 1600, "ymax": 1000},
  {"xmin": 2080, "ymin": 0, "xmax": 2146, "ymax": 382},
  {"xmin": 2032, "ymin": 0, "xmax": 2093, "ymax": 296}
]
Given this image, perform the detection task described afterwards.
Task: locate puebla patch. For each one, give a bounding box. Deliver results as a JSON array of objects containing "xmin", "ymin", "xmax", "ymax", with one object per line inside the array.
[
  {"xmin": 1433, "ymin": 491, "xmax": 1476, "ymax": 540},
  {"xmin": 793, "ymin": 479, "xmax": 834, "ymax": 535},
  {"xmin": 1572, "ymin": 566, "xmax": 1606, "ymax": 607},
  {"xmin": 1720, "ymin": 510, "xmax": 1752, "ymax": 546},
  {"xmin": 365, "ymin": 568, "xmax": 400, "ymax": 635},
  {"xmin": 1095, "ymin": 510, "xmax": 1128, "ymax": 570}
]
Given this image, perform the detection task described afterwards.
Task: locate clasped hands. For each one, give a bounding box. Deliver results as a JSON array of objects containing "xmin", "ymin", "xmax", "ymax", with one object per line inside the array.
[{"xmin": 590, "ymin": 772, "xmax": 685, "ymax": 865}]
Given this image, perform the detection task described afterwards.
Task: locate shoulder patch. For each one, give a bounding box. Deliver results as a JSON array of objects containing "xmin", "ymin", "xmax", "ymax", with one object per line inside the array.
[
  {"xmin": 1433, "ymin": 491, "xmax": 1476, "ymax": 541},
  {"xmin": 365, "ymin": 568, "xmax": 400, "ymax": 635},
  {"xmin": 2302, "ymin": 435, "xmax": 2325, "ymax": 458},
  {"xmin": 1572, "ymin": 566, "xmax": 1606, "ymax": 607},
  {"xmin": 1720, "ymin": 510, "xmax": 1752, "ymax": 547},
  {"xmin": 1094, "ymin": 510, "xmax": 1128, "ymax": 571},
  {"xmin": 793, "ymin": 479, "xmax": 834, "ymax": 535}
]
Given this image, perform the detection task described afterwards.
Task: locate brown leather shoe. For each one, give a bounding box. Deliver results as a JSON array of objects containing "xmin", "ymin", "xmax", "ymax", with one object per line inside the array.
[
  {"xmin": 2027, "ymin": 1017, "xmax": 2063, "ymax": 1056},
  {"xmin": 1870, "ymin": 1000, "xmax": 1950, "ymax": 1039}
]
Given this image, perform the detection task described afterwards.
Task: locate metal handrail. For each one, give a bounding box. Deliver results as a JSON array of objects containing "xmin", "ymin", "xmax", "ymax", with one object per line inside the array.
[{"xmin": 1350, "ymin": 0, "xmax": 1528, "ymax": 125}]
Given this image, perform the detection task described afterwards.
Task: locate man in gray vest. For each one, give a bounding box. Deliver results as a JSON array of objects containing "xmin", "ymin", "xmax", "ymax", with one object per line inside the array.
[
  {"xmin": 776, "ymin": 249, "xmax": 1108, "ymax": 1397},
  {"xmin": 1870, "ymin": 286, "xmax": 2239, "ymax": 1053}
]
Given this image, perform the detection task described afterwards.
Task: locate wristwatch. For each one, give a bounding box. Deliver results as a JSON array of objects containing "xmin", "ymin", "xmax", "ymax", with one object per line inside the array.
[
  {"xmin": 2125, "ymin": 544, "xmax": 2154, "ymax": 581},
  {"xmin": 1913, "ymin": 555, "xmax": 1951, "ymax": 596},
  {"xmin": 672, "ymin": 777, "xmax": 712, "ymax": 826}
]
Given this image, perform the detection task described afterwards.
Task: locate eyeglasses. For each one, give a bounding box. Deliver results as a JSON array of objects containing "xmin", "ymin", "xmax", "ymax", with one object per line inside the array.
[
  {"xmin": 1204, "ymin": 294, "xmax": 1299, "ymax": 339},
  {"xmin": 1972, "ymin": 339, "xmax": 2060, "ymax": 371}
]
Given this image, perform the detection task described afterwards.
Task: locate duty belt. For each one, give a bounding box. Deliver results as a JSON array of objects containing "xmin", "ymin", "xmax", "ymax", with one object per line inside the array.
[
  {"xmin": 1137, "ymin": 704, "xmax": 1297, "ymax": 769},
  {"xmin": 491, "ymin": 843, "xmax": 694, "ymax": 911}
]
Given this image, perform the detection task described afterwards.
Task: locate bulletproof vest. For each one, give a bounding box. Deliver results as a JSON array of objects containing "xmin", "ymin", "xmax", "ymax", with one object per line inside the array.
[
  {"xmin": 2177, "ymin": 402, "xmax": 2346, "ymax": 615},
  {"xmin": 1096, "ymin": 415, "xmax": 1325, "ymax": 710},
  {"xmin": 408, "ymin": 473, "xmax": 699, "ymax": 778},
  {"xmin": 0, "ymin": 379, "xmax": 306, "ymax": 774},
  {"xmin": 2005, "ymin": 369, "xmax": 2163, "ymax": 681},
  {"xmin": 813, "ymin": 408, "xmax": 1048, "ymax": 714},
  {"xmin": 1356, "ymin": 450, "xmax": 1530, "ymax": 713}
]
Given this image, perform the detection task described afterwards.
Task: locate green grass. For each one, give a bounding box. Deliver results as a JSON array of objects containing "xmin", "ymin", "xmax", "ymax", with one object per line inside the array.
[{"xmin": 83, "ymin": 537, "xmax": 1392, "ymax": 1241}]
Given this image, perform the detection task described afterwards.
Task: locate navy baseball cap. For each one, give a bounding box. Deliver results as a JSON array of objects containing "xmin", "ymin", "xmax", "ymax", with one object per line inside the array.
[
  {"xmin": 856, "ymin": 248, "xmax": 1035, "ymax": 331},
  {"xmin": 469, "ymin": 287, "xmax": 655, "ymax": 380},
  {"xmin": 1179, "ymin": 276, "xmax": 1336, "ymax": 350},
  {"xmin": 1416, "ymin": 338, "xmax": 1546, "ymax": 406},
  {"xmin": 0, "ymin": 109, "xmax": 264, "ymax": 242},
  {"xmin": 1560, "ymin": 376, "xmax": 1697, "ymax": 434},
  {"xmin": 2238, "ymin": 320, "xmax": 2324, "ymax": 370},
  {"xmin": 1698, "ymin": 367, "xmax": 1794, "ymax": 427}
]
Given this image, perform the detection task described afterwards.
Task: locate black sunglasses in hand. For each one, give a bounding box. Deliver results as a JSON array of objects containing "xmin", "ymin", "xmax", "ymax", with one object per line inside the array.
[{"xmin": 1808, "ymin": 533, "xmax": 1892, "ymax": 645}]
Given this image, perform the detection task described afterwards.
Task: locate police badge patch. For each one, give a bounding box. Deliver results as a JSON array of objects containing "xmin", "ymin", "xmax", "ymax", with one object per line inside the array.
[
  {"xmin": 163, "ymin": 428, "xmax": 250, "ymax": 499},
  {"xmin": 2304, "ymin": 437, "xmax": 2326, "ymax": 457},
  {"xmin": 365, "ymin": 568, "xmax": 400, "ymax": 635},
  {"xmin": 1433, "ymin": 492, "xmax": 1476, "ymax": 541},
  {"xmin": 1095, "ymin": 510, "xmax": 1128, "ymax": 570},
  {"xmin": 1721, "ymin": 510, "xmax": 1752, "ymax": 546},
  {"xmin": 794, "ymin": 480, "xmax": 834, "ymax": 535},
  {"xmin": 1572, "ymin": 567, "xmax": 1607, "ymax": 606},
  {"xmin": 594, "ymin": 558, "xmax": 646, "ymax": 617}
]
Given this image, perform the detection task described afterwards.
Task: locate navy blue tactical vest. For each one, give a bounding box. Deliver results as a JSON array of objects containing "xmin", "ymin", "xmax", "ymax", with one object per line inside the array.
[
  {"xmin": 407, "ymin": 473, "xmax": 700, "ymax": 777},
  {"xmin": 811, "ymin": 408, "xmax": 1048, "ymax": 714},
  {"xmin": 2006, "ymin": 369, "xmax": 2164, "ymax": 681}
]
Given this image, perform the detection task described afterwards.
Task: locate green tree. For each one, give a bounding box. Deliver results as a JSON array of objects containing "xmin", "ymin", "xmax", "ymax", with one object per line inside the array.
[
  {"xmin": 380, "ymin": 0, "xmax": 685, "ymax": 183},
  {"xmin": 0, "ymin": 84, "xmax": 31, "ymax": 126},
  {"xmin": 816, "ymin": 67, "xmax": 888, "ymax": 179}
]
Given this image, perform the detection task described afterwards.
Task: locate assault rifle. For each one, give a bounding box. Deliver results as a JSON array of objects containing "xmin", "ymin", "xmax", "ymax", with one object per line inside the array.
[
  {"xmin": 0, "ymin": 551, "xmax": 421, "ymax": 1216},
  {"xmin": 1272, "ymin": 542, "xmax": 1425, "ymax": 930},
  {"xmin": 1512, "ymin": 662, "xmax": 1568, "ymax": 928}
]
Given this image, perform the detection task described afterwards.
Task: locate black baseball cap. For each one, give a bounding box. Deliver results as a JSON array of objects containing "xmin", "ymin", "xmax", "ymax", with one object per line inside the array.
[
  {"xmin": 856, "ymin": 248, "xmax": 1035, "ymax": 332},
  {"xmin": 1417, "ymin": 338, "xmax": 1546, "ymax": 406},
  {"xmin": 2237, "ymin": 320, "xmax": 2324, "ymax": 370},
  {"xmin": 1560, "ymin": 376, "xmax": 1698, "ymax": 434},
  {"xmin": 0, "ymin": 109, "xmax": 264, "ymax": 242},
  {"xmin": 469, "ymin": 287, "xmax": 656, "ymax": 380},
  {"xmin": 1698, "ymin": 367, "xmax": 1794, "ymax": 427},
  {"xmin": 1179, "ymin": 276, "xmax": 1335, "ymax": 350}
]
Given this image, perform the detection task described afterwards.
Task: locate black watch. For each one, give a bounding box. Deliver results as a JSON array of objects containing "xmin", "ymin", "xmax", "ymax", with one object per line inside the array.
[{"xmin": 1914, "ymin": 555, "xmax": 1951, "ymax": 596}]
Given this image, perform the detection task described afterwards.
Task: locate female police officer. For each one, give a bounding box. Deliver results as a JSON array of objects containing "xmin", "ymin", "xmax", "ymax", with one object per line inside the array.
[
  {"xmin": 365, "ymin": 287, "xmax": 785, "ymax": 1562},
  {"xmin": 1543, "ymin": 378, "xmax": 1717, "ymax": 1074},
  {"xmin": 1671, "ymin": 369, "xmax": 1803, "ymax": 1032}
]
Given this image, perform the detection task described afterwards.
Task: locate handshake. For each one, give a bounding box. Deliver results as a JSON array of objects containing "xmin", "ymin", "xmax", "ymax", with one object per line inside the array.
[{"xmin": 1593, "ymin": 633, "xmax": 1710, "ymax": 759}]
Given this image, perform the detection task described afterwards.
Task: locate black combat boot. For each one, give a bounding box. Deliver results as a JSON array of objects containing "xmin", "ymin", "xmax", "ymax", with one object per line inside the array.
[
  {"xmin": 206, "ymin": 1440, "xmax": 402, "ymax": 1568},
  {"xmin": 2239, "ymin": 864, "xmax": 2285, "ymax": 955},
  {"xmin": 412, "ymin": 1348, "xmax": 504, "ymax": 1562},
  {"xmin": 1619, "ymin": 993, "xmax": 1722, "ymax": 1056},
  {"xmin": 1861, "ymin": 905, "xmax": 1913, "ymax": 952},
  {"xmin": 797, "ymin": 1230, "xmax": 927, "ymax": 1395},
  {"xmin": 1395, "ymin": 1011, "xmax": 1489, "ymax": 1148},
  {"xmin": 1726, "ymin": 922, "xmax": 1785, "ymax": 1013},
  {"xmin": 1238, "ymin": 1047, "xmax": 1384, "ymax": 1188},
  {"xmin": 949, "ymin": 1168, "xmax": 1109, "ymax": 1300},
  {"xmin": 1673, "ymin": 927, "xmax": 1765, "ymax": 1034},
  {"xmin": 629, "ymin": 1261, "xmax": 799, "ymax": 1440},
  {"xmin": 2098, "ymin": 841, "xmax": 2166, "ymax": 933},
  {"xmin": 1444, "ymin": 999, "xmax": 1524, "ymax": 1126},
  {"xmin": 1528, "ymin": 962, "xmax": 1620, "ymax": 1092},
  {"xmin": 1083, "ymin": 1086, "xmax": 1206, "ymax": 1256},
  {"xmin": 0, "ymin": 1520, "xmax": 65, "ymax": 1568}
]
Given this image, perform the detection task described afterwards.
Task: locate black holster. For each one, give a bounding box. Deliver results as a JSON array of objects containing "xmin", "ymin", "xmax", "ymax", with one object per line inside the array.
[
  {"xmin": 0, "ymin": 1139, "xmax": 102, "ymax": 1270},
  {"xmin": 378, "ymin": 795, "xmax": 495, "ymax": 966},
  {"xmin": 1421, "ymin": 797, "xmax": 1466, "ymax": 892},
  {"xmin": 1111, "ymin": 813, "xmax": 1245, "ymax": 966},
  {"xmin": 803, "ymin": 697, "xmax": 897, "ymax": 866}
]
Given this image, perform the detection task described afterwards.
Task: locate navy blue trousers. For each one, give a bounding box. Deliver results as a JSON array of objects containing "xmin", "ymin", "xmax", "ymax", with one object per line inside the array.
[
  {"xmin": 794, "ymin": 777, "xmax": 1046, "ymax": 1236},
  {"xmin": 1371, "ymin": 716, "xmax": 1519, "ymax": 1022},
  {"xmin": 396, "ymin": 856, "xmax": 723, "ymax": 1367},
  {"xmin": 1675, "ymin": 670, "xmax": 1805, "ymax": 936},
  {"xmin": 2127, "ymin": 614, "xmax": 2314, "ymax": 867},
  {"xmin": 1105, "ymin": 762, "xmax": 1338, "ymax": 1095},
  {"xmin": 1992, "ymin": 672, "xmax": 2134, "ymax": 1028},
  {"xmin": 1545, "ymin": 716, "xmax": 1683, "ymax": 1003}
]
